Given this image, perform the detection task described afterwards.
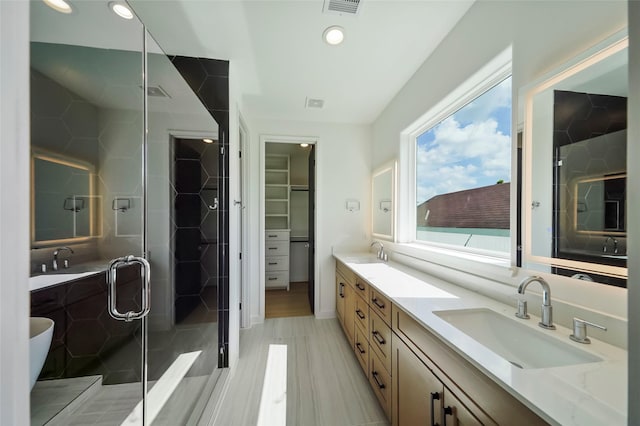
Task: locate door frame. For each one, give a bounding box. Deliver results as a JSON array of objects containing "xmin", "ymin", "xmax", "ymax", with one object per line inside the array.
[
  {"xmin": 259, "ymin": 134, "xmax": 319, "ymax": 321},
  {"xmin": 238, "ymin": 117, "xmax": 250, "ymax": 328}
]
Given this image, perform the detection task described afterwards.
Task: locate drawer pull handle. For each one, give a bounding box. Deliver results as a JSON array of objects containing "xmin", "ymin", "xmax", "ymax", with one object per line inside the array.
[
  {"xmin": 430, "ymin": 392, "xmax": 441, "ymax": 426},
  {"xmin": 371, "ymin": 371, "xmax": 385, "ymax": 389},
  {"xmin": 356, "ymin": 309, "xmax": 365, "ymax": 320},
  {"xmin": 268, "ymin": 277, "xmax": 278, "ymax": 281},
  {"xmin": 268, "ymin": 262, "xmax": 278, "ymax": 265},
  {"xmin": 268, "ymin": 234, "xmax": 278, "ymax": 237},
  {"xmin": 372, "ymin": 297, "xmax": 385, "ymax": 309},
  {"xmin": 356, "ymin": 342, "xmax": 366, "ymax": 354},
  {"xmin": 339, "ymin": 283, "xmax": 344, "ymax": 298},
  {"xmin": 443, "ymin": 406, "xmax": 454, "ymax": 426},
  {"xmin": 356, "ymin": 282, "xmax": 365, "ymax": 291},
  {"xmin": 372, "ymin": 330, "xmax": 386, "ymax": 345},
  {"xmin": 268, "ymin": 247, "xmax": 277, "ymax": 250}
]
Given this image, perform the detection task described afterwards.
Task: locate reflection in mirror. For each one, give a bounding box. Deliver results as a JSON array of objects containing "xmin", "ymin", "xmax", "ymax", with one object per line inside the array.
[
  {"xmin": 32, "ymin": 152, "xmax": 101, "ymax": 243},
  {"xmin": 523, "ymin": 35, "xmax": 627, "ymax": 286},
  {"xmin": 372, "ymin": 162, "xmax": 396, "ymax": 240}
]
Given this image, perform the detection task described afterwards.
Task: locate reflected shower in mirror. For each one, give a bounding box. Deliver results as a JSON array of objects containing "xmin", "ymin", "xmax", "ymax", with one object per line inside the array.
[{"xmin": 523, "ymin": 35, "xmax": 627, "ymax": 286}]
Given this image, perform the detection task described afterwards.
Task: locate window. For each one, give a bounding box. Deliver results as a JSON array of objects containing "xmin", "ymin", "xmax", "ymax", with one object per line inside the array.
[{"xmin": 415, "ymin": 75, "xmax": 512, "ymax": 254}]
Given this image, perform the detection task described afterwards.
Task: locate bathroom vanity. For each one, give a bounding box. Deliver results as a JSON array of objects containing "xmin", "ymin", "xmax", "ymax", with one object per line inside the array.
[
  {"xmin": 334, "ymin": 253, "xmax": 626, "ymax": 425},
  {"xmin": 30, "ymin": 264, "xmax": 141, "ymax": 382}
]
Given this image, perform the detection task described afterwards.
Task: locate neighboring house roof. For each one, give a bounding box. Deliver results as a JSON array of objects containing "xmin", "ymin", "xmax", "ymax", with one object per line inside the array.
[{"xmin": 417, "ymin": 183, "xmax": 510, "ymax": 229}]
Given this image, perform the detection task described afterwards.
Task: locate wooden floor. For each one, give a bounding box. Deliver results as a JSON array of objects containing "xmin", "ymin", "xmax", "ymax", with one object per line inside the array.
[
  {"xmin": 214, "ymin": 317, "xmax": 389, "ymax": 426},
  {"xmin": 265, "ymin": 281, "xmax": 313, "ymax": 318}
]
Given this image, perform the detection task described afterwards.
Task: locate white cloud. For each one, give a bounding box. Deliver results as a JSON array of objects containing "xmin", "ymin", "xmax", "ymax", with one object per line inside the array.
[
  {"xmin": 417, "ymin": 115, "xmax": 510, "ymax": 203},
  {"xmin": 454, "ymin": 76, "xmax": 512, "ymax": 125}
]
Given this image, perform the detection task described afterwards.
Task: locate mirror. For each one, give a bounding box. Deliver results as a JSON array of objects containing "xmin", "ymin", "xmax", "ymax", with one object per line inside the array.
[
  {"xmin": 372, "ymin": 161, "xmax": 396, "ymax": 240},
  {"xmin": 522, "ymin": 35, "xmax": 628, "ymax": 285},
  {"xmin": 32, "ymin": 152, "xmax": 101, "ymax": 243}
]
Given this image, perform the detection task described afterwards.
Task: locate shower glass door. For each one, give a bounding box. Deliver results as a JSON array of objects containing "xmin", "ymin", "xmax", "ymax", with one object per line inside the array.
[
  {"xmin": 144, "ymin": 32, "xmax": 223, "ymax": 425},
  {"xmin": 29, "ymin": 1, "xmax": 147, "ymax": 424}
]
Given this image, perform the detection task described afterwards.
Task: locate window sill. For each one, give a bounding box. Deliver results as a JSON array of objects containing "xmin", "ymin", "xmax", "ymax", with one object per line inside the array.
[{"xmin": 387, "ymin": 241, "xmax": 516, "ymax": 286}]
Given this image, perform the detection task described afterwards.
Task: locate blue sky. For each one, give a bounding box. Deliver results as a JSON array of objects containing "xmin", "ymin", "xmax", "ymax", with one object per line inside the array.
[{"xmin": 416, "ymin": 76, "xmax": 512, "ymax": 205}]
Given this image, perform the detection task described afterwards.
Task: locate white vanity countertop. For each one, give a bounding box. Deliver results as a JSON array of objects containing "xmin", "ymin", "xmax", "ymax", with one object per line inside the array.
[
  {"xmin": 333, "ymin": 253, "xmax": 627, "ymax": 426},
  {"xmin": 29, "ymin": 260, "xmax": 110, "ymax": 292}
]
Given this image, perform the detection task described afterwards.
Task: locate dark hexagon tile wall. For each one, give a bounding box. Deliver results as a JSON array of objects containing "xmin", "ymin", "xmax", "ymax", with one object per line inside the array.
[{"xmin": 171, "ymin": 56, "xmax": 229, "ymax": 367}]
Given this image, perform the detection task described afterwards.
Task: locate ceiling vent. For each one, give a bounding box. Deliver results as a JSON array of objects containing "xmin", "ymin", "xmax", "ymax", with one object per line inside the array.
[
  {"xmin": 305, "ymin": 98, "xmax": 325, "ymax": 109},
  {"xmin": 140, "ymin": 85, "xmax": 171, "ymax": 98},
  {"xmin": 323, "ymin": 0, "xmax": 361, "ymax": 15}
]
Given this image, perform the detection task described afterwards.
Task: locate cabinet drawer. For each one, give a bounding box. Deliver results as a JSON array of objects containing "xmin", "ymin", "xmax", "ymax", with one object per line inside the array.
[
  {"xmin": 353, "ymin": 277, "xmax": 369, "ymax": 302},
  {"xmin": 265, "ymin": 256, "xmax": 288, "ymax": 272},
  {"xmin": 265, "ymin": 271, "xmax": 289, "ymax": 289},
  {"xmin": 265, "ymin": 241, "xmax": 289, "ymax": 256},
  {"xmin": 336, "ymin": 260, "xmax": 356, "ymax": 287},
  {"xmin": 370, "ymin": 309, "xmax": 392, "ymax": 374},
  {"xmin": 354, "ymin": 296, "xmax": 370, "ymax": 337},
  {"xmin": 370, "ymin": 288, "xmax": 391, "ymax": 326},
  {"xmin": 265, "ymin": 230, "xmax": 289, "ymax": 241},
  {"xmin": 354, "ymin": 326, "xmax": 369, "ymax": 376},
  {"xmin": 369, "ymin": 349, "xmax": 392, "ymax": 420}
]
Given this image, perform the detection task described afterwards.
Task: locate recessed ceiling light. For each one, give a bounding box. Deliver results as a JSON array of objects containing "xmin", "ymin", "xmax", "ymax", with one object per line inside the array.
[
  {"xmin": 43, "ymin": 0, "xmax": 73, "ymax": 14},
  {"xmin": 300, "ymin": 143, "xmax": 309, "ymax": 148},
  {"xmin": 202, "ymin": 138, "xmax": 214, "ymax": 144},
  {"xmin": 323, "ymin": 26, "xmax": 345, "ymax": 45},
  {"xmin": 109, "ymin": 2, "xmax": 134, "ymax": 20}
]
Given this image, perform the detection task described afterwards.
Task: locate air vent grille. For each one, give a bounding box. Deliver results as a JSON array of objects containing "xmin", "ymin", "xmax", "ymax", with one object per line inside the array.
[{"xmin": 324, "ymin": 0, "xmax": 361, "ymax": 15}]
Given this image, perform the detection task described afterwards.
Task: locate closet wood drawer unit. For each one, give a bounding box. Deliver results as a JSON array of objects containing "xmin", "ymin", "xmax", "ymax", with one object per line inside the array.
[
  {"xmin": 265, "ymin": 230, "xmax": 289, "ymax": 241},
  {"xmin": 265, "ymin": 230, "xmax": 290, "ymax": 290},
  {"xmin": 353, "ymin": 276, "xmax": 369, "ymax": 302},
  {"xmin": 265, "ymin": 241, "xmax": 289, "ymax": 256}
]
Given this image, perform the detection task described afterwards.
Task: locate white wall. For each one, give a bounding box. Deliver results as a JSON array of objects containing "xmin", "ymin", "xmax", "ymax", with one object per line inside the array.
[
  {"xmin": 0, "ymin": 1, "xmax": 30, "ymax": 424},
  {"xmin": 627, "ymin": 2, "xmax": 639, "ymax": 422},
  {"xmin": 245, "ymin": 118, "xmax": 371, "ymax": 324},
  {"xmin": 371, "ymin": 1, "xmax": 629, "ymax": 331},
  {"xmin": 373, "ymin": 1, "xmax": 627, "ymax": 167}
]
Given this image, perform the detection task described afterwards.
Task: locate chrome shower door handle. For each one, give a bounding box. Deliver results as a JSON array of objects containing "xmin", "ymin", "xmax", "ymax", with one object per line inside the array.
[{"xmin": 107, "ymin": 255, "xmax": 151, "ymax": 322}]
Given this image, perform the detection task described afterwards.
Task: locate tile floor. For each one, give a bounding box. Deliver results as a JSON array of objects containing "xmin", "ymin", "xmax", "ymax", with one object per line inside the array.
[{"xmin": 214, "ymin": 316, "xmax": 389, "ymax": 426}]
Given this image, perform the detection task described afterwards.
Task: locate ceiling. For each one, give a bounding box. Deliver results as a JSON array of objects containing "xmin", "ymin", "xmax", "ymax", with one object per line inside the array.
[{"xmin": 129, "ymin": 0, "xmax": 474, "ymax": 124}]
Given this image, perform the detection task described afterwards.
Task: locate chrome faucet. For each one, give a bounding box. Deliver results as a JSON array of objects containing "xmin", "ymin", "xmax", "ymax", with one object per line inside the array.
[
  {"xmin": 370, "ymin": 241, "xmax": 387, "ymax": 261},
  {"xmin": 602, "ymin": 236, "xmax": 619, "ymax": 254},
  {"xmin": 517, "ymin": 276, "xmax": 555, "ymax": 330},
  {"xmin": 52, "ymin": 246, "xmax": 74, "ymax": 271}
]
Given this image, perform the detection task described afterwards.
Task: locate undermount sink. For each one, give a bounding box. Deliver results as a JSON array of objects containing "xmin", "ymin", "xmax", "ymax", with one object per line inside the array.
[{"xmin": 434, "ymin": 308, "xmax": 602, "ymax": 369}]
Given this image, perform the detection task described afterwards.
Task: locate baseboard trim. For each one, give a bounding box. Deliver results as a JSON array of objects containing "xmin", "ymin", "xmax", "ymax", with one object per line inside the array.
[{"xmin": 314, "ymin": 310, "xmax": 336, "ymax": 320}]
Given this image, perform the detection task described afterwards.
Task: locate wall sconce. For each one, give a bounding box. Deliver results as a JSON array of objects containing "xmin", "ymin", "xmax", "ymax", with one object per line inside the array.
[
  {"xmin": 379, "ymin": 200, "xmax": 391, "ymax": 213},
  {"xmin": 64, "ymin": 197, "xmax": 85, "ymax": 212},
  {"xmin": 112, "ymin": 198, "xmax": 131, "ymax": 212},
  {"xmin": 345, "ymin": 199, "xmax": 360, "ymax": 212}
]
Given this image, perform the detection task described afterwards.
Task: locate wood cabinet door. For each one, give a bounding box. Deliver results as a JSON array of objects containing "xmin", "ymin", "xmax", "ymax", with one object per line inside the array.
[
  {"xmin": 336, "ymin": 272, "xmax": 346, "ymax": 322},
  {"xmin": 392, "ymin": 335, "xmax": 443, "ymax": 426},
  {"xmin": 442, "ymin": 389, "xmax": 482, "ymax": 426},
  {"xmin": 343, "ymin": 282, "xmax": 356, "ymax": 346}
]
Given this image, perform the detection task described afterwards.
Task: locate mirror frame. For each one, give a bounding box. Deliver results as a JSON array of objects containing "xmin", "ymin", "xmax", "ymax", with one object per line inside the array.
[
  {"xmin": 522, "ymin": 33, "xmax": 628, "ymax": 279},
  {"xmin": 30, "ymin": 149, "xmax": 99, "ymax": 246},
  {"xmin": 372, "ymin": 160, "xmax": 397, "ymax": 241}
]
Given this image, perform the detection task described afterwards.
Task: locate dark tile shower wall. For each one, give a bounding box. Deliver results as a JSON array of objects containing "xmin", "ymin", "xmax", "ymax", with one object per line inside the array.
[
  {"xmin": 172, "ymin": 139, "xmax": 219, "ymax": 325},
  {"xmin": 171, "ymin": 57, "xmax": 230, "ymax": 367}
]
